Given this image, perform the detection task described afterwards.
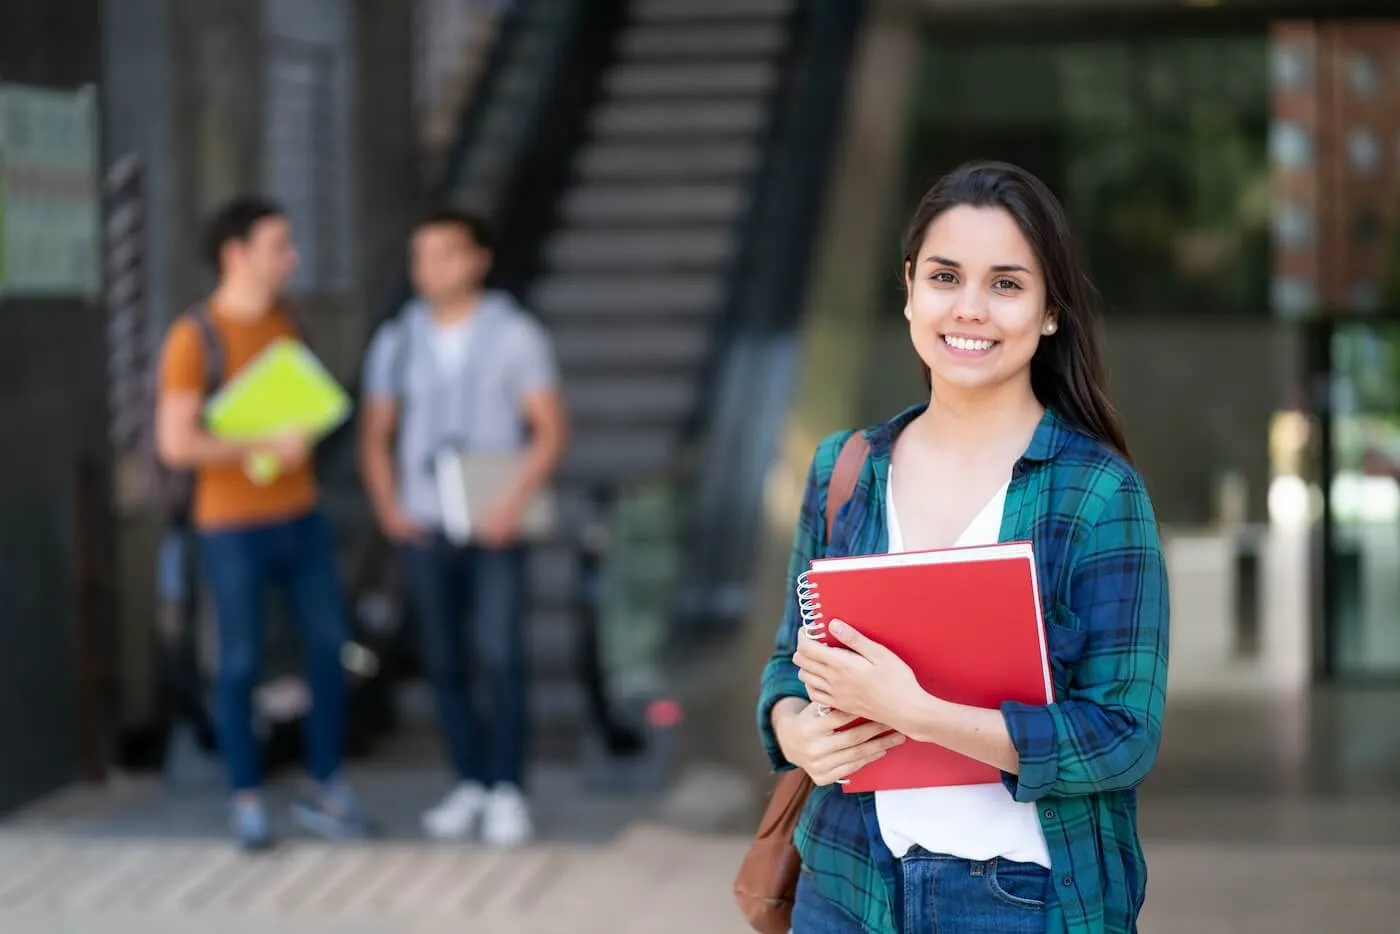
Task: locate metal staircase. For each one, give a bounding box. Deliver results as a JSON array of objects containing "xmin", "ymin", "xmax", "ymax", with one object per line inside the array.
[
  {"xmin": 509, "ymin": 0, "xmax": 804, "ymax": 750},
  {"xmin": 345, "ymin": 0, "xmax": 864, "ymax": 764},
  {"xmin": 531, "ymin": 0, "xmax": 793, "ymax": 489}
]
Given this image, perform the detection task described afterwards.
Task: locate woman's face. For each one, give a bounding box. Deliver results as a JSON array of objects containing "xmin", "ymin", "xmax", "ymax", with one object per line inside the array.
[{"xmin": 905, "ymin": 205, "xmax": 1055, "ymax": 397}]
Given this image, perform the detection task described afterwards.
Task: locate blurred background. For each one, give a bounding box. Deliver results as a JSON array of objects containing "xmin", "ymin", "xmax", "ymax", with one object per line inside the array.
[{"xmin": 2, "ymin": 0, "xmax": 1400, "ymax": 931}]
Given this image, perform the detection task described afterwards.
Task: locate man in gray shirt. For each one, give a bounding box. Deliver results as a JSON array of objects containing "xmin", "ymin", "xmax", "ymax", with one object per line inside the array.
[{"xmin": 358, "ymin": 209, "xmax": 567, "ymax": 845}]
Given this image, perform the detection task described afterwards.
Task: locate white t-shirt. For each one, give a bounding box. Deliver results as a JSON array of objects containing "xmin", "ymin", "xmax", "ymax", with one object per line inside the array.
[
  {"xmin": 430, "ymin": 313, "xmax": 476, "ymax": 373},
  {"xmin": 875, "ymin": 469, "xmax": 1052, "ymax": 868}
]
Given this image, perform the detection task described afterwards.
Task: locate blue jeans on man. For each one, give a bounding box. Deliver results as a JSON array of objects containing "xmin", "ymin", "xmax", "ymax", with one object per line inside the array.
[
  {"xmin": 397, "ymin": 538, "xmax": 530, "ymax": 789},
  {"xmin": 198, "ymin": 510, "xmax": 365, "ymax": 845}
]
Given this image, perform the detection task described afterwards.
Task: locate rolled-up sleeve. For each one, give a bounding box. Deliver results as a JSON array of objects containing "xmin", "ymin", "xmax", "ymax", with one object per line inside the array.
[
  {"xmin": 1000, "ymin": 473, "xmax": 1169, "ymax": 801},
  {"xmin": 756, "ymin": 433, "xmax": 844, "ymax": 771}
]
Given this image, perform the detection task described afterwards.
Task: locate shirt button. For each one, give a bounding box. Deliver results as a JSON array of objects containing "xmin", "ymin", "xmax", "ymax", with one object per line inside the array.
[
  {"xmin": 1062, "ymin": 876, "xmax": 1074, "ymax": 887},
  {"xmin": 1043, "ymin": 808, "xmax": 1055, "ymax": 819}
]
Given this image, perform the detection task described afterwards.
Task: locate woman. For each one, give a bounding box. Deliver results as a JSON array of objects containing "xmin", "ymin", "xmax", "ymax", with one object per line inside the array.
[{"xmin": 757, "ymin": 160, "xmax": 1168, "ymax": 934}]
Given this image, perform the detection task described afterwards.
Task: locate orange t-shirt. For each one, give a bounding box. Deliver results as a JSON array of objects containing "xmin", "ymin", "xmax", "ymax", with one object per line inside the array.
[{"xmin": 158, "ymin": 305, "xmax": 317, "ymax": 530}]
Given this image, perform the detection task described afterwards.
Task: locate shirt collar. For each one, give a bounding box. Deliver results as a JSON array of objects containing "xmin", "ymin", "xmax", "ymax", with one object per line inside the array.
[{"xmin": 864, "ymin": 401, "xmax": 1073, "ymax": 465}]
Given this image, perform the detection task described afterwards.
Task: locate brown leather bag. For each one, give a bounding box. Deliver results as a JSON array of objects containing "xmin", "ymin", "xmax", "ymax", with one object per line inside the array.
[{"xmin": 733, "ymin": 430, "xmax": 870, "ymax": 934}]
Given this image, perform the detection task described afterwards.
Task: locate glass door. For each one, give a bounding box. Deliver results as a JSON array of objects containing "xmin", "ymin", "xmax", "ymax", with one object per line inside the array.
[{"xmin": 1328, "ymin": 323, "xmax": 1400, "ymax": 678}]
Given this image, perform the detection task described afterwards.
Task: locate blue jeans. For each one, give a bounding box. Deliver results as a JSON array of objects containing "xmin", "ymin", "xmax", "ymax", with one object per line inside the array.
[
  {"xmin": 397, "ymin": 539, "xmax": 529, "ymax": 787},
  {"xmin": 792, "ymin": 850, "xmax": 1049, "ymax": 933},
  {"xmin": 156, "ymin": 527, "xmax": 193, "ymax": 604},
  {"xmin": 198, "ymin": 510, "xmax": 348, "ymax": 792}
]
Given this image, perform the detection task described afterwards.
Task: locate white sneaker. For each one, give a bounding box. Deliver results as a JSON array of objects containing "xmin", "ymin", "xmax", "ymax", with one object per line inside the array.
[
  {"xmin": 421, "ymin": 782, "xmax": 487, "ymax": 840},
  {"xmin": 481, "ymin": 784, "xmax": 533, "ymax": 847}
]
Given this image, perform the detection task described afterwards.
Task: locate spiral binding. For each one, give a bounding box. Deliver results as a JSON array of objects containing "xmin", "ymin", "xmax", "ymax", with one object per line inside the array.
[
  {"xmin": 796, "ymin": 570, "xmax": 831, "ymax": 716},
  {"xmin": 797, "ymin": 570, "xmax": 825, "ymax": 638}
]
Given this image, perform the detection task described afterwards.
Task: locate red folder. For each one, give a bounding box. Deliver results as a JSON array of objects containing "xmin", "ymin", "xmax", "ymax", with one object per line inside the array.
[{"xmin": 801, "ymin": 541, "xmax": 1052, "ymax": 793}]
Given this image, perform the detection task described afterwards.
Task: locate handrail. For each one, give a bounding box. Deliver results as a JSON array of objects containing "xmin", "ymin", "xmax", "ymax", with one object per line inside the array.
[
  {"xmin": 368, "ymin": 2, "xmax": 534, "ymax": 332},
  {"xmin": 676, "ymin": 0, "xmax": 869, "ymax": 632},
  {"xmin": 486, "ymin": 0, "xmax": 620, "ymax": 298}
]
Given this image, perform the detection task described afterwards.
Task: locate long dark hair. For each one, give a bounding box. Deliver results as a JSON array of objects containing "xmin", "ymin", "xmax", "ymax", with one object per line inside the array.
[{"xmin": 903, "ymin": 160, "xmax": 1131, "ymax": 461}]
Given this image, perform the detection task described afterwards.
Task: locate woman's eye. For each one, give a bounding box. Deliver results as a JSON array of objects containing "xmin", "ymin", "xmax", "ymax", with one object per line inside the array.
[
  {"xmin": 993, "ymin": 278, "xmax": 1022, "ymax": 291},
  {"xmin": 930, "ymin": 271, "xmax": 957, "ymax": 284}
]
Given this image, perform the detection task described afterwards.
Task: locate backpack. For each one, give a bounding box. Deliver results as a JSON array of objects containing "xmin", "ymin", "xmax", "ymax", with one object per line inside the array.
[{"xmin": 141, "ymin": 303, "xmax": 307, "ymax": 526}]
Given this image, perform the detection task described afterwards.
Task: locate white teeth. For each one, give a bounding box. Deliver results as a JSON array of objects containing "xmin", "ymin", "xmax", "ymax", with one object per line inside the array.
[{"xmin": 944, "ymin": 335, "xmax": 995, "ymax": 352}]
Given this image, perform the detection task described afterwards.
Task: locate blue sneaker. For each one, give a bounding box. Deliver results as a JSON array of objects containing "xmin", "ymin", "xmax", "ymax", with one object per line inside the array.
[
  {"xmin": 231, "ymin": 798, "xmax": 273, "ymax": 852},
  {"xmin": 290, "ymin": 779, "xmax": 372, "ymax": 841}
]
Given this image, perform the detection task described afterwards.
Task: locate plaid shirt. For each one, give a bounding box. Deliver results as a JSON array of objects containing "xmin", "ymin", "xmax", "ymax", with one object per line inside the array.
[{"xmin": 757, "ymin": 404, "xmax": 1169, "ymax": 934}]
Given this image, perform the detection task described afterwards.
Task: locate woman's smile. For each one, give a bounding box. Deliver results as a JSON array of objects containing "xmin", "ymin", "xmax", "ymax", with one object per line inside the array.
[{"xmin": 940, "ymin": 333, "xmax": 999, "ymax": 356}]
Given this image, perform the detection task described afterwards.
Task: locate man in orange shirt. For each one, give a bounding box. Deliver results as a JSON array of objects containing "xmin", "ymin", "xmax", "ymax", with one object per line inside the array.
[{"xmin": 156, "ymin": 196, "xmax": 367, "ymax": 850}]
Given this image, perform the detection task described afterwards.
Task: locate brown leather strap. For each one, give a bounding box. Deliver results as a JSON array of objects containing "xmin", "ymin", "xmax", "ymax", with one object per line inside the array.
[{"xmin": 825, "ymin": 430, "xmax": 870, "ymax": 542}]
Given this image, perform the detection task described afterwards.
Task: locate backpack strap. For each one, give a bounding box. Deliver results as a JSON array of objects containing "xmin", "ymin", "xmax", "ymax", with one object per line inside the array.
[
  {"xmin": 185, "ymin": 303, "xmax": 224, "ymax": 398},
  {"xmin": 281, "ymin": 302, "xmax": 311, "ymax": 345},
  {"xmin": 825, "ymin": 430, "xmax": 870, "ymax": 543}
]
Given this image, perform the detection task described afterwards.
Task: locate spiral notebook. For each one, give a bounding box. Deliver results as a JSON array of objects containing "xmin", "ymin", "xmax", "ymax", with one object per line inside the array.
[{"xmin": 799, "ymin": 541, "xmax": 1053, "ymax": 793}]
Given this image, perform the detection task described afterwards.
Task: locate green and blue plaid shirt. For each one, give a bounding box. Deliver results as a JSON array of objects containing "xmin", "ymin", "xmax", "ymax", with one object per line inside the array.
[{"xmin": 757, "ymin": 404, "xmax": 1169, "ymax": 934}]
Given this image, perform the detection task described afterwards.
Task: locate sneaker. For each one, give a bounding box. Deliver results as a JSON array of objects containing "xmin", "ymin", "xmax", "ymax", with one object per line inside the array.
[
  {"xmin": 290, "ymin": 779, "xmax": 372, "ymax": 841},
  {"xmin": 421, "ymin": 782, "xmax": 487, "ymax": 841},
  {"xmin": 481, "ymin": 784, "xmax": 532, "ymax": 847},
  {"xmin": 231, "ymin": 797, "xmax": 273, "ymax": 852}
]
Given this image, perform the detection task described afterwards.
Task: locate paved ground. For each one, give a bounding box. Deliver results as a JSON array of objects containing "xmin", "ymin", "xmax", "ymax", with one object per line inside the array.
[
  {"xmin": 0, "ymin": 819, "xmax": 1397, "ymax": 934},
  {"xmin": 5, "ymin": 689, "xmax": 1399, "ymax": 932}
]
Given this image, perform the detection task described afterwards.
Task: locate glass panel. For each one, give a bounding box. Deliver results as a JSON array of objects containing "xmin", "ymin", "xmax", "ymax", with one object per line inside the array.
[
  {"xmin": 1331, "ymin": 323, "xmax": 1400, "ymax": 676},
  {"xmin": 903, "ymin": 33, "xmax": 1271, "ymax": 316}
]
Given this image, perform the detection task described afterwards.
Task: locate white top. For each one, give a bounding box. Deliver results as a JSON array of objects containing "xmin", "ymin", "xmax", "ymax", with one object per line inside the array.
[
  {"xmin": 875, "ymin": 469, "xmax": 1052, "ymax": 868},
  {"xmin": 429, "ymin": 313, "xmax": 477, "ymax": 373}
]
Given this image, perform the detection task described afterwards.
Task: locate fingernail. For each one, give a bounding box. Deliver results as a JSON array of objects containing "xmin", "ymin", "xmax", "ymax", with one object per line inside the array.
[{"xmin": 829, "ymin": 620, "xmax": 846, "ymax": 634}]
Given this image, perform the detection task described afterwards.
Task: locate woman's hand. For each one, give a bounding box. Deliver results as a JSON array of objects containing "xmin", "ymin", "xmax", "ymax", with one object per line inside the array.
[
  {"xmin": 794, "ymin": 620, "xmax": 927, "ymax": 731},
  {"xmin": 771, "ymin": 698, "xmax": 906, "ymax": 786}
]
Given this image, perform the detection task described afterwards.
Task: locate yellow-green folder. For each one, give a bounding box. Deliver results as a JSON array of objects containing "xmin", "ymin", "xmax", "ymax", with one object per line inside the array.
[{"xmin": 204, "ymin": 338, "xmax": 351, "ymax": 484}]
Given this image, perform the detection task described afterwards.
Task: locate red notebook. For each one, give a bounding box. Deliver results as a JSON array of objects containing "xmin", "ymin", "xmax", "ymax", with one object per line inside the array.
[{"xmin": 800, "ymin": 541, "xmax": 1052, "ymax": 793}]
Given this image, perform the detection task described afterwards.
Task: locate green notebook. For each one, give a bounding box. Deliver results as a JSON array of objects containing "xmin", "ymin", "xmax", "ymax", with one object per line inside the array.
[{"xmin": 205, "ymin": 338, "xmax": 352, "ymax": 484}]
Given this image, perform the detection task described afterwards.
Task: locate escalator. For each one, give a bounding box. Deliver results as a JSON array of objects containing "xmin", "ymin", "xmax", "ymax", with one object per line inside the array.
[{"xmin": 331, "ymin": 0, "xmax": 866, "ymax": 764}]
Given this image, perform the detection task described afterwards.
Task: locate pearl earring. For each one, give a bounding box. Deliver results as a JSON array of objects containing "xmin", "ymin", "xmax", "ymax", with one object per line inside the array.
[{"xmin": 1043, "ymin": 321, "xmax": 1058, "ymax": 335}]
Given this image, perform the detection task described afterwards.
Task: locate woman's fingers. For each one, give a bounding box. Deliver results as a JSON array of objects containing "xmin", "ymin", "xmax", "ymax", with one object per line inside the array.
[
  {"xmin": 804, "ymin": 705, "xmax": 859, "ymax": 729},
  {"xmin": 813, "ymin": 733, "xmax": 905, "ymax": 785},
  {"xmin": 817, "ymin": 719, "xmax": 894, "ymax": 754},
  {"xmin": 793, "ymin": 639, "xmax": 841, "ymax": 677},
  {"xmin": 799, "ymin": 670, "xmax": 833, "ymax": 699}
]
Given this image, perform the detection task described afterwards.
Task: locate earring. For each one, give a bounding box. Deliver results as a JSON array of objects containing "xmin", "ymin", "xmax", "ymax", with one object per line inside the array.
[{"xmin": 1043, "ymin": 321, "xmax": 1058, "ymax": 335}]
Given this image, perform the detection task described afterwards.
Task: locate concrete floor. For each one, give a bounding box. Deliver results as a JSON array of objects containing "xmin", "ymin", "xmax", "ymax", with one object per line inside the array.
[{"xmin": 2, "ymin": 687, "xmax": 1397, "ymax": 932}]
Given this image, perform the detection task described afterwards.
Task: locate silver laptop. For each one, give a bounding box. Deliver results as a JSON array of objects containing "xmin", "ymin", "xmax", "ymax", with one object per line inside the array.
[{"xmin": 433, "ymin": 448, "xmax": 557, "ymax": 545}]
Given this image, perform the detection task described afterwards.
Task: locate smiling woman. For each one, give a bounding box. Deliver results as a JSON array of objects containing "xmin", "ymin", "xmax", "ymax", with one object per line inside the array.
[
  {"xmin": 901, "ymin": 162, "xmax": 1130, "ymax": 460},
  {"xmin": 755, "ymin": 160, "xmax": 1168, "ymax": 934}
]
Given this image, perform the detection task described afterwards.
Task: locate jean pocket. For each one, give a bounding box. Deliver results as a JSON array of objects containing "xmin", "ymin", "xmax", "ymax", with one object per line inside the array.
[{"xmin": 986, "ymin": 858, "xmax": 1049, "ymax": 910}]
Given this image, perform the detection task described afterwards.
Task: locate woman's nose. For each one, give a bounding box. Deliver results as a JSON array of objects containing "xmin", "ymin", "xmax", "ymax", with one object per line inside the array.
[{"xmin": 953, "ymin": 291, "xmax": 989, "ymax": 322}]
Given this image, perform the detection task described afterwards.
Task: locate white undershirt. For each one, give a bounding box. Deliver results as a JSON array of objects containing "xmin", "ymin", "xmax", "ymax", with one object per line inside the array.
[
  {"xmin": 875, "ymin": 469, "xmax": 1051, "ymax": 868},
  {"xmin": 430, "ymin": 313, "xmax": 476, "ymax": 373}
]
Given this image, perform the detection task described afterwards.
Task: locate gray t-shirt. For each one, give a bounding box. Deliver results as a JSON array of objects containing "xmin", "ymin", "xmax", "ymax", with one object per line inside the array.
[{"xmin": 361, "ymin": 291, "xmax": 559, "ymax": 527}]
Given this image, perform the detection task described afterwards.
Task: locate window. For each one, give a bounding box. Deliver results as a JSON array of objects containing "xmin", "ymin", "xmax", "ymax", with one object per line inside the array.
[{"xmin": 903, "ymin": 34, "xmax": 1271, "ymax": 316}]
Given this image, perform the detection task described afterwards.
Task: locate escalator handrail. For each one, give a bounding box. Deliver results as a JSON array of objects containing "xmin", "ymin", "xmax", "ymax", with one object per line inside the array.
[{"xmin": 677, "ymin": 0, "xmax": 870, "ymax": 628}]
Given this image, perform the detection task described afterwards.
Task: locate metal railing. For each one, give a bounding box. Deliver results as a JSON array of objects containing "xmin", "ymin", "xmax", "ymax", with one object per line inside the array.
[
  {"xmin": 104, "ymin": 153, "xmax": 149, "ymax": 511},
  {"xmin": 676, "ymin": 0, "xmax": 870, "ymax": 632}
]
